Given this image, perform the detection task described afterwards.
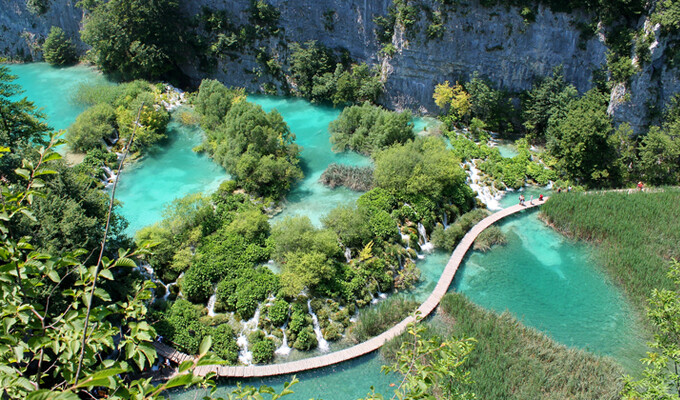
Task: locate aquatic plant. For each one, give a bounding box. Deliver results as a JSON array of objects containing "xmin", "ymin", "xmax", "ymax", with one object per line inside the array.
[
  {"xmin": 319, "ymin": 163, "xmax": 374, "ymax": 191},
  {"xmin": 351, "ymin": 298, "xmax": 418, "ymax": 343},
  {"xmin": 473, "ymin": 225, "xmax": 507, "ymax": 252}
]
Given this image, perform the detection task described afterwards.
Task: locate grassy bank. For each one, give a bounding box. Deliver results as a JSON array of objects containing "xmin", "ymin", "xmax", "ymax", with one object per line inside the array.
[
  {"xmin": 351, "ymin": 298, "xmax": 418, "ymax": 343},
  {"xmin": 541, "ymin": 189, "xmax": 680, "ymax": 310},
  {"xmin": 382, "ymin": 293, "xmax": 624, "ymax": 399}
]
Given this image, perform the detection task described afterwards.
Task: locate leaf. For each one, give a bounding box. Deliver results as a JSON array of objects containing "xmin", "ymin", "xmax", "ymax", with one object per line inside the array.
[
  {"xmin": 114, "ymin": 257, "xmax": 137, "ymax": 268},
  {"xmin": 163, "ymin": 373, "xmax": 196, "ymax": 389},
  {"xmin": 42, "ymin": 152, "xmax": 62, "ymax": 163},
  {"xmin": 99, "ymin": 269, "xmax": 114, "ymax": 280},
  {"xmin": 14, "ymin": 168, "xmax": 30, "ymax": 180},
  {"xmin": 47, "ymin": 269, "xmax": 60, "ymax": 283},
  {"xmin": 93, "ymin": 287, "xmax": 111, "ymax": 301},
  {"xmin": 199, "ymin": 335, "xmax": 212, "ymax": 357}
]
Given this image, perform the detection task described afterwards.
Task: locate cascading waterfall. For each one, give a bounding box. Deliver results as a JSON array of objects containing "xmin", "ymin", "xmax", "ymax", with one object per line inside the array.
[
  {"xmin": 417, "ymin": 223, "xmax": 434, "ymax": 253},
  {"xmin": 237, "ymin": 305, "xmax": 261, "ymax": 365},
  {"xmin": 465, "ymin": 161, "xmax": 503, "ymax": 211},
  {"xmin": 275, "ymin": 320, "xmax": 292, "ymax": 356},
  {"xmin": 307, "ymin": 300, "xmax": 330, "ymax": 352},
  {"xmin": 442, "ymin": 212, "xmax": 448, "ymax": 228},
  {"xmin": 101, "ymin": 165, "xmax": 117, "ymax": 188},
  {"xmin": 344, "ymin": 247, "xmax": 352, "ymax": 263},
  {"xmin": 206, "ymin": 294, "xmax": 217, "ymax": 317}
]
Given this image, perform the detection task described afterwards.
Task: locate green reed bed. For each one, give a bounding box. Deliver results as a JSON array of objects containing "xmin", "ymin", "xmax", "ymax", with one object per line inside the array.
[
  {"xmin": 350, "ymin": 297, "xmax": 418, "ymax": 343},
  {"xmin": 382, "ymin": 293, "xmax": 624, "ymax": 399},
  {"xmin": 541, "ymin": 189, "xmax": 680, "ymax": 310}
]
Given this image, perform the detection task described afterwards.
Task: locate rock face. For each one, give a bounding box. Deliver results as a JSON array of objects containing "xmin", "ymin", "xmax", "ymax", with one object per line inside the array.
[
  {"xmin": 0, "ymin": 0, "xmax": 677, "ymax": 128},
  {"xmin": 0, "ymin": 0, "xmax": 84, "ymax": 61}
]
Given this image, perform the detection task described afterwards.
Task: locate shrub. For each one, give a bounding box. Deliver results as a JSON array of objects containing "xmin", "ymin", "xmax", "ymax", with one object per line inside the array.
[
  {"xmin": 268, "ymin": 299, "xmax": 289, "ymax": 327},
  {"xmin": 293, "ymin": 326, "xmax": 318, "ymax": 350},
  {"xmin": 351, "ymin": 298, "xmax": 418, "ymax": 342},
  {"xmin": 319, "ymin": 163, "xmax": 374, "ymax": 191},
  {"xmin": 67, "ymin": 103, "xmax": 116, "ymax": 152},
  {"xmin": 211, "ymin": 324, "xmax": 239, "ymax": 364},
  {"xmin": 252, "ymin": 338, "xmax": 276, "ymax": 363},
  {"xmin": 473, "ymin": 225, "xmax": 507, "ymax": 252},
  {"xmin": 42, "ymin": 27, "xmax": 77, "ymax": 66}
]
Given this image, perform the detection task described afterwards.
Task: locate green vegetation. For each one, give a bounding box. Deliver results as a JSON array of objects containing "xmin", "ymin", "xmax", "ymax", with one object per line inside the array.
[
  {"xmin": 194, "ymin": 80, "xmax": 302, "ymax": 200},
  {"xmin": 431, "ymin": 209, "xmax": 490, "ymax": 251},
  {"xmin": 329, "ymin": 102, "xmax": 414, "ymax": 155},
  {"xmin": 383, "ymin": 293, "xmax": 625, "ymax": 399},
  {"xmin": 42, "ymin": 26, "xmax": 77, "ymax": 66},
  {"xmin": 319, "ymin": 163, "xmax": 374, "ymax": 191},
  {"xmin": 542, "ymin": 190, "xmax": 680, "ymax": 309},
  {"xmin": 289, "ymin": 41, "xmax": 383, "ymax": 105},
  {"xmin": 623, "ymin": 259, "xmax": 680, "ymax": 399},
  {"xmin": 69, "ymin": 80, "xmax": 170, "ymax": 154},
  {"xmin": 351, "ymin": 298, "xmax": 418, "ymax": 342},
  {"xmin": 473, "ymin": 225, "xmax": 507, "ymax": 252},
  {"xmin": 80, "ymin": 0, "xmax": 183, "ymax": 80}
]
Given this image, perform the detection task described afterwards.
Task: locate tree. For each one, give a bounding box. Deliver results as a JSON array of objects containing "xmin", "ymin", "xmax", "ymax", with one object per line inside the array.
[
  {"xmin": 195, "ymin": 79, "xmax": 244, "ymax": 131},
  {"xmin": 279, "ymin": 251, "xmax": 337, "ymax": 297},
  {"xmin": 80, "ymin": 0, "xmax": 183, "ymax": 80},
  {"xmin": 0, "ymin": 65, "xmax": 50, "ymax": 179},
  {"xmin": 66, "ymin": 103, "xmax": 117, "ymax": 152},
  {"xmin": 329, "ymin": 102, "xmax": 414, "ymax": 155},
  {"xmin": 546, "ymin": 89, "xmax": 620, "ymax": 187},
  {"xmin": 523, "ymin": 65, "xmax": 578, "ymax": 143},
  {"xmin": 42, "ymin": 26, "xmax": 78, "ymax": 66},
  {"xmin": 433, "ymin": 80, "xmax": 471, "ymax": 124},
  {"xmin": 288, "ymin": 40, "xmax": 336, "ymax": 97},
  {"xmin": 637, "ymin": 125, "xmax": 680, "ymax": 185},
  {"xmin": 623, "ymin": 259, "xmax": 680, "ymax": 399}
]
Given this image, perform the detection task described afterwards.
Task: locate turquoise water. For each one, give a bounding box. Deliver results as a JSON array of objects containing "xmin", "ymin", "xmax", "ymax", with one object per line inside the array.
[
  {"xmin": 451, "ymin": 210, "xmax": 646, "ymax": 371},
  {"xmin": 6, "ymin": 63, "xmax": 109, "ymax": 131},
  {"xmin": 249, "ymin": 95, "xmax": 371, "ymax": 227},
  {"xmin": 115, "ymin": 121, "xmax": 229, "ymax": 233},
  {"xmin": 171, "ymin": 352, "xmax": 397, "ymax": 400}
]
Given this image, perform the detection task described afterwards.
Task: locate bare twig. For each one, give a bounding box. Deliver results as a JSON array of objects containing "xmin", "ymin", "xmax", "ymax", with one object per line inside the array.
[{"xmin": 74, "ymin": 103, "xmax": 144, "ymax": 384}]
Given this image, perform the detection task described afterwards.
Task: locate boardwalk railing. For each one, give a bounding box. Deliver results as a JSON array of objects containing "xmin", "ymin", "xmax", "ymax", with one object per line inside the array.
[{"xmin": 156, "ymin": 199, "xmax": 548, "ymax": 378}]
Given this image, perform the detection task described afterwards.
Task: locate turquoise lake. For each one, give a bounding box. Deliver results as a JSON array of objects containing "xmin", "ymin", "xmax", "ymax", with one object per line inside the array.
[{"xmin": 8, "ymin": 63, "xmax": 647, "ymax": 398}]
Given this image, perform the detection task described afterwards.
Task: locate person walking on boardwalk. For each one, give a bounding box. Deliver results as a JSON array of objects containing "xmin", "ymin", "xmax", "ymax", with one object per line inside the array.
[
  {"xmin": 539, "ymin": 194, "xmax": 544, "ymax": 202},
  {"xmin": 638, "ymin": 181, "xmax": 644, "ymax": 191},
  {"xmin": 519, "ymin": 194, "xmax": 525, "ymax": 206},
  {"xmin": 530, "ymin": 195, "xmax": 534, "ymax": 205}
]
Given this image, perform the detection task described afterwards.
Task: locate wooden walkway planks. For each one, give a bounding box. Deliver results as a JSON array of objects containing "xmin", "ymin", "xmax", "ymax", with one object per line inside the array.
[{"xmin": 154, "ymin": 199, "xmax": 547, "ymax": 378}]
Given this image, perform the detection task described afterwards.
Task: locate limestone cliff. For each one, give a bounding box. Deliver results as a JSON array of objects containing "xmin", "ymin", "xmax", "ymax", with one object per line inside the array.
[{"xmin": 0, "ymin": 0, "xmax": 677, "ymax": 130}]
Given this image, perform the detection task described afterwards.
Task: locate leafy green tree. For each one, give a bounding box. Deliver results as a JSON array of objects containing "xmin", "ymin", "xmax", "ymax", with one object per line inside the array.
[
  {"xmin": 329, "ymin": 102, "xmax": 414, "ymax": 155},
  {"xmin": 66, "ymin": 103, "xmax": 117, "ymax": 152},
  {"xmin": 195, "ymin": 79, "xmax": 244, "ymax": 131},
  {"xmin": 271, "ymin": 216, "xmax": 341, "ymax": 262},
  {"xmin": 279, "ymin": 250, "xmax": 337, "ymax": 297},
  {"xmin": 0, "ymin": 65, "xmax": 50, "ymax": 178},
  {"xmin": 207, "ymin": 100, "xmax": 302, "ymax": 199},
  {"xmin": 623, "ymin": 259, "xmax": 680, "ymax": 399},
  {"xmin": 433, "ymin": 80, "xmax": 471, "ymax": 124},
  {"xmin": 522, "ymin": 65, "xmax": 578, "ymax": 143},
  {"xmin": 637, "ymin": 125, "xmax": 680, "ymax": 185},
  {"xmin": 288, "ymin": 40, "xmax": 336, "ymax": 97},
  {"xmin": 80, "ymin": 0, "xmax": 183, "ymax": 79},
  {"xmin": 464, "ymin": 72, "xmax": 515, "ymax": 133},
  {"xmin": 546, "ymin": 89, "xmax": 620, "ymax": 187},
  {"xmin": 42, "ymin": 26, "xmax": 78, "ymax": 66}
]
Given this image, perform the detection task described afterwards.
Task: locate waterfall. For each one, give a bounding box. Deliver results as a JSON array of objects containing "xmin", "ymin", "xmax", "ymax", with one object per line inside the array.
[
  {"xmin": 307, "ymin": 300, "xmax": 330, "ymax": 352},
  {"xmin": 101, "ymin": 165, "xmax": 117, "ymax": 188},
  {"xmin": 344, "ymin": 247, "xmax": 352, "ymax": 263},
  {"xmin": 442, "ymin": 212, "xmax": 448, "ymax": 228},
  {"xmin": 417, "ymin": 223, "xmax": 434, "ymax": 253},
  {"xmin": 237, "ymin": 305, "xmax": 262, "ymax": 365},
  {"xmin": 465, "ymin": 161, "xmax": 503, "ymax": 211},
  {"xmin": 163, "ymin": 282, "xmax": 175, "ymax": 301},
  {"xmin": 206, "ymin": 294, "xmax": 217, "ymax": 317},
  {"xmin": 275, "ymin": 321, "xmax": 291, "ymax": 356}
]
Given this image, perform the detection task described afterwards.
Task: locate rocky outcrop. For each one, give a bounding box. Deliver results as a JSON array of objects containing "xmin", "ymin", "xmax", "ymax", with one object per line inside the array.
[
  {"xmin": 1, "ymin": 0, "xmax": 678, "ymax": 129},
  {"xmin": 0, "ymin": 0, "xmax": 84, "ymax": 61}
]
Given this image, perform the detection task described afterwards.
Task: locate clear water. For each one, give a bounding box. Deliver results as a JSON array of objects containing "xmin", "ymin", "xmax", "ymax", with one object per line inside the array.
[
  {"xmin": 170, "ymin": 352, "xmax": 398, "ymax": 400},
  {"xmin": 451, "ymin": 210, "xmax": 646, "ymax": 371},
  {"xmin": 249, "ymin": 95, "xmax": 371, "ymax": 227},
  {"xmin": 115, "ymin": 121, "xmax": 229, "ymax": 234},
  {"xmin": 6, "ymin": 63, "xmax": 109, "ymax": 131},
  {"xmin": 10, "ymin": 65, "xmax": 646, "ymax": 394}
]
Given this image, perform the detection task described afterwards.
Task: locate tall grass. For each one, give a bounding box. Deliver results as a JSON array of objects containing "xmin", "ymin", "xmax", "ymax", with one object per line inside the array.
[
  {"xmin": 319, "ymin": 163, "xmax": 374, "ymax": 192},
  {"xmin": 541, "ymin": 189, "xmax": 680, "ymax": 310},
  {"xmin": 382, "ymin": 293, "xmax": 624, "ymax": 399},
  {"xmin": 350, "ymin": 297, "xmax": 418, "ymax": 342}
]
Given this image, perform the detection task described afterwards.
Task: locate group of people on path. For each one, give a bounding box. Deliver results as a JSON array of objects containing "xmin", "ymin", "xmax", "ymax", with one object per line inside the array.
[{"xmin": 518, "ymin": 193, "xmax": 543, "ymax": 206}]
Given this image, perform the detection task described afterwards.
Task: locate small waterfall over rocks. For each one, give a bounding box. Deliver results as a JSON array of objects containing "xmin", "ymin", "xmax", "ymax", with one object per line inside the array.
[
  {"xmin": 417, "ymin": 223, "xmax": 435, "ymax": 253},
  {"xmin": 237, "ymin": 305, "xmax": 261, "ymax": 365},
  {"xmin": 344, "ymin": 247, "xmax": 352, "ymax": 263},
  {"xmin": 206, "ymin": 294, "xmax": 217, "ymax": 317},
  {"xmin": 275, "ymin": 320, "xmax": 292, "ymax": 356},
  {"xmin": 465, "ymin": 161, "xmax": 503, "ymax": 211},
  {"xmin": 101, "ymin": 165, "xmax": 117, "ymax": 188},
  {"xmin": 307, "ymin": 300, "xmax": 330, "ymax": 352}
]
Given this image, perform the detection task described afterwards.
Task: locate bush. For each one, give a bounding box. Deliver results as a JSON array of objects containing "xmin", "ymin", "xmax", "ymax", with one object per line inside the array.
[
  {"xmin": 293, "ymin": 326, "xmax": 318, "ymax": 350},
  {"xmin": 329, "ymin": 102, "xmax": 414, "ymax": 155},
  {"xmin": 211, "ymin": 324, "xmax": 239, "ymax": 364},
  {"xmin": 268, "ymin": 299, "xmax": 289, "ymax": 327},
  {"xmin": 251, "ymin": 338, "xmax": 276, "ymax": 363},
  {"xmin": 67, "ymin": 103, "xmax": 116, "ymax": 152},
  {"xmin": 42, "ymin": 27, "xmax": 77, "ymax": 66},
  {"xmin": 473, "ymin": 225, "xmax": 507, "ymax": 252}
]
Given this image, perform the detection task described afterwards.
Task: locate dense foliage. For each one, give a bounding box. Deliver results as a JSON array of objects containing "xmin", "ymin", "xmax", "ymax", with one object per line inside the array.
[
  {"xmin": 80, "ymin": 0, "xmax": 184, "ymax": 80},
  {"xmin": 195, "ymin": 79, "xmax": 302, "ymax": 200},
  {"xmin": 69, "ymin": 80, "xmax": 170, "ymax": 154},
  {"xmin": 289, "ymin": 41, "xmax": 383, "ymax": 105},
  {"xmin": 329, "ymin": 102, "xmax": 414, "ymax": 155},
  {"xmin": 42, "ymin": 26, "xmax": 77, "ymax": 66}
]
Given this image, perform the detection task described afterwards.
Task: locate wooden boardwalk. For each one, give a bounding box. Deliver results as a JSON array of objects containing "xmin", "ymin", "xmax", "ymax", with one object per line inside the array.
[{"xmin": 155, "ymin": 199, "xmax": 548, "ymax": 378}]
